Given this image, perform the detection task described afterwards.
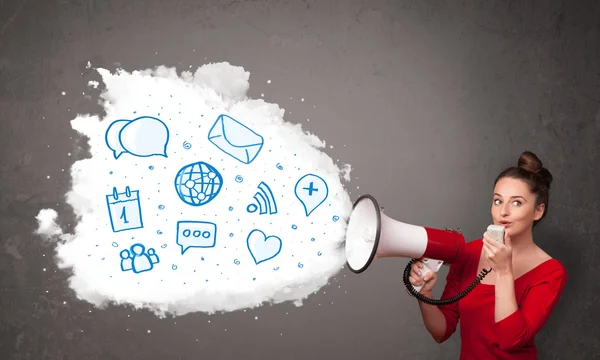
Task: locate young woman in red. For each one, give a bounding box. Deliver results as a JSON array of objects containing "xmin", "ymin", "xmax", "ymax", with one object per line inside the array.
[{"xmin": 409, "ymin": 151, "xmax": 567, "ymax": 359}]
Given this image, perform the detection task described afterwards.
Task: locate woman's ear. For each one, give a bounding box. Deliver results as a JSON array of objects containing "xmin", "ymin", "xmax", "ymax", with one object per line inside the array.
[{"xmin": 533, "ymin": 203, "xmax": 545, "ymax": 221}]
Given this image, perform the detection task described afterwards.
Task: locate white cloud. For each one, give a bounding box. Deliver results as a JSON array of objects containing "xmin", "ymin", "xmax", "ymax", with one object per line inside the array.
[
  {"xmin": 35, "ymin": 62, "xmax": 353, "ymax": 317},
  {"xmin": 34, "ymin": 209, "xmax": 62, "ymax": 237}
]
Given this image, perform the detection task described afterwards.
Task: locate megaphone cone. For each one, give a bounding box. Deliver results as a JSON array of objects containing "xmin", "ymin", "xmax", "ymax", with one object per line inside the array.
[
  {"xmin": 345, "ymin": 194, "xmax": 465, "ymax": 274},
  {"xmin": 344, "ymin": 194, "xmax": 490, "ymax": 305}
]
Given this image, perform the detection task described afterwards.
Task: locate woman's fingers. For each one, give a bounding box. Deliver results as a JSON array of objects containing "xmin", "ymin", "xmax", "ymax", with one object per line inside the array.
[
  {"xmin": 483, "ymin": 240, "xmax": 496, "ymax": 254},
  {"xmin": 483, "ymin": 245, "xmax": 494, "ymax": 259},
  {"xmin": 410, "ymin": 261, "xmax": 437, "ymax": 286},
  {"xmin": 411, "ymin": 264, "xmax": 423, "ymax": 276},
  {"xmin": 410, "ymin": 270, "xmax": 426, "ymax": 285},
  {"xmin": 409, "ymin": 275, "xmax": 421, "ymax": 285},
  {"xmin": 483, "ymin": 236, "xmax": 500, "ymax": 249}
]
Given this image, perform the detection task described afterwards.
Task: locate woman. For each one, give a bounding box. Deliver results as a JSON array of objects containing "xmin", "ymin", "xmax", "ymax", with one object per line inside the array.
[{"xmin": 409, "ymin": 151, "xmax": 567, "ymax": 359}]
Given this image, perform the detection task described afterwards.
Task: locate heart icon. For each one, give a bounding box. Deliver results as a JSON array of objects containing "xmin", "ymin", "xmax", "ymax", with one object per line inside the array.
[{"xmin": 246, "ymin": 229, "xmax": 282, "ymax": 265}]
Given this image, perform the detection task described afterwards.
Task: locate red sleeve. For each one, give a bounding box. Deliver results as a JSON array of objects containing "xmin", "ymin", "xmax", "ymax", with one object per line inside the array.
[
  {"xmin": 436, "ymin": 256, "xmax": 467, "ymax": 343},
  {"xmin": 492, "ymin": 264, "xmax": 567, "ymax": 351}
]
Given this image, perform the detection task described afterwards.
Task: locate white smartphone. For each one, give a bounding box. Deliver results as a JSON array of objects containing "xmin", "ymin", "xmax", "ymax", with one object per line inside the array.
[{"xmin": 487, "ymin": 225, "xmax": 505, "ymax": 244}]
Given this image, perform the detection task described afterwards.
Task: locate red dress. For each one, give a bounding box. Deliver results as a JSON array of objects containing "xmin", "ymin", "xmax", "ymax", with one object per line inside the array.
[{"xmin": 437, "ymin": 239, "xmax": 567, "ymax": 359}]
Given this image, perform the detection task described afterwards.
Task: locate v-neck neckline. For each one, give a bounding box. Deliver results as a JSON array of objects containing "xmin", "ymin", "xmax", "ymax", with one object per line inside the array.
[{"xmin": 475, "ymin": 240, "xmax": 555, "ymax": 285}]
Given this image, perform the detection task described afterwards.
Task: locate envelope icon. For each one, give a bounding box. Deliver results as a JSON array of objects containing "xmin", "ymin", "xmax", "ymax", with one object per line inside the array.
[{"xmin": 208, "ymin": 114, "xmax": 264, "ymax": 164}]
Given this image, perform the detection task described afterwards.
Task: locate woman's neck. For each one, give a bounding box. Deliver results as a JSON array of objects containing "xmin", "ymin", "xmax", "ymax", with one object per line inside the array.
[{"xmin": 509, "ymin": 231, "xmax": 537, "ymax": 257}]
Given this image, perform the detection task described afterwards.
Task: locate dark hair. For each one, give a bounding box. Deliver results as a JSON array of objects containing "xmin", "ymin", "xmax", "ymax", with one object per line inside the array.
[{"xmin": 494, "ymin": 151, "xmax": 554, "ymax": 227}]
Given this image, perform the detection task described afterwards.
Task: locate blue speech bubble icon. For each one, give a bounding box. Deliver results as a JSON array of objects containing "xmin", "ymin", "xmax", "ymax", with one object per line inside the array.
[
  {"xmin": 176, "ymin": 220, "xmax": 217, "ymax": 254},
  {"xmin": 105, "ymin": 116, "xmax": 170, "ymax": 159},
  {"xmin": 105, "ymin": 120, "xmax": 130, "ymax": 159},
  {"xmin": 294, "ymin": 174, "xmax": 329, "ymax": 216}
]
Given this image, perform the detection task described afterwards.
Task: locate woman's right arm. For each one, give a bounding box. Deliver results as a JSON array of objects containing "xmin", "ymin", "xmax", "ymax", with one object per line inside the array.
[
  {"xmin": 409, "ymin": 261, "xmax": 460, "ymax": 343},
  {"xmin": 417, "ymin": 289, "xmax": 448, "ymax": 342}
]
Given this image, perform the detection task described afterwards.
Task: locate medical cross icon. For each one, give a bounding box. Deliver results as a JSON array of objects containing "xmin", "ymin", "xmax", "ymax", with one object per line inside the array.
[
  {"xmin": 303, "ymin": 182, "xmax": 318, "ymax": 196},
  {"xmin": 294, "ymin": 174, "xmax": 328, "ymax": 217}
]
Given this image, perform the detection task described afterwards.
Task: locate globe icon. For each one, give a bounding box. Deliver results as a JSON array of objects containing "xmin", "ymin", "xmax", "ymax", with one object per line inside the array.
[{"xmin": 174, "ymin": 161, "xmax": 223, "ymax": 206}]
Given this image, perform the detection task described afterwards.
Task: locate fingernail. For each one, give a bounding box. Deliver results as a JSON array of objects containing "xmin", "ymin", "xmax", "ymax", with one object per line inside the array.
[{"xmin": 418, "ymin": 271, "xmax": 422, "ymax": 275}]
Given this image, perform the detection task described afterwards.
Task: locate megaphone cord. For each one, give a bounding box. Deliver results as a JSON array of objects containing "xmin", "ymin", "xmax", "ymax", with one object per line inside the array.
[{"xmin": 403, "ymin": 258, "xmax": 493, "ymax": 306}]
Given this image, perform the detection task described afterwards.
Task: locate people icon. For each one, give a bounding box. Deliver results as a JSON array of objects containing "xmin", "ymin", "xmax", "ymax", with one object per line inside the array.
[
  {"xmin": 120, "ymin": 249, "xmax": 133, "ymax": 271},
  {"xmin": 119, "ymin": 243, "xmax": 160, "ymax": 274},
  {"xmin": 147, "ymin": 248, "xmax": 159, "ymax": 264}
]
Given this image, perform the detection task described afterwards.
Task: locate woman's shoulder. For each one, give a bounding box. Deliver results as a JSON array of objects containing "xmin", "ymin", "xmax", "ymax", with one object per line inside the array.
[
  {"xmin": 465, "ymin": 238, "xmax": 484, "ymax": 255},
  {"xmin": 537, "ymin": 257, "xmax": 567, "ymax": 279},
  {"xmin": 534, "ymin": 247, "xmax": 567, "ymax": 275},
  {"xmin": 451, "ymin": 239, "xmax": 483, "ymax": 270},
  {"xmin": 525, "ymin": 258, "xmax": 568, "ymax": 296},
  {"xmin": 466, "ymin": 238, "xmax": 483, "ymax": 248},
  {"xmin": 523, "ymin": 249, "xmax": 567, "ymax": 288}
]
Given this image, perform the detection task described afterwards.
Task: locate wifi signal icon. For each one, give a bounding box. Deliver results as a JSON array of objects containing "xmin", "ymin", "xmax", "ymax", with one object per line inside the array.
[{"xmin": 247, "ymin": 182, "xmax": 278, "ymax": 215}]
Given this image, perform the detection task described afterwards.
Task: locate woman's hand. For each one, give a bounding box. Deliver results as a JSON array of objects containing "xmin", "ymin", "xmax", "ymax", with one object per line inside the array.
[
  {"xmin": 482, "ymin": 229, "xmax": 513, "ymax": 275},
  {"xmin": 409, "ymin": 260, "xmax": 437, "ymax": 293}
]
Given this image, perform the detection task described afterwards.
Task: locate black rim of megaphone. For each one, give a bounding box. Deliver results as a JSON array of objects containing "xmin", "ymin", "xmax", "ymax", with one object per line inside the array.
[{"xmin": 346, "ymin": 194, "xmax": 381, "ymax": 274}]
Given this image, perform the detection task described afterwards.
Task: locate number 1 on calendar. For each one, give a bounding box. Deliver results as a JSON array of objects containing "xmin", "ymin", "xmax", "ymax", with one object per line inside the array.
[{"xmin": 120, "ymin": 206, "xmax": 130, "ymax": 224}]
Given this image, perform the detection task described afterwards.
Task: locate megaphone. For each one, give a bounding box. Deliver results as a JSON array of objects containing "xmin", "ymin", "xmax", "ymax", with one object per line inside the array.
[{"xmin": 344, "ymin": 194, "xmax": 491, "ymax": 305}]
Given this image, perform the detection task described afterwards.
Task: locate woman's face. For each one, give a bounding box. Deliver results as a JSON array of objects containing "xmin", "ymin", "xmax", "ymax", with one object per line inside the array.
[{"xmin": 491, "ymin": 177, "xmax": 544, "ymax": 236}]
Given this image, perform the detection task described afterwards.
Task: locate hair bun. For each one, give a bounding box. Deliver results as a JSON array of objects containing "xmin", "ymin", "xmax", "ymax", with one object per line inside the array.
[
  {"xmin": 518, "ymin": 151, "xmax": 553, "ymax": 187},
  {"xmin": 518, "ymin": 151, "xmax": 543, "ymax": 173}
]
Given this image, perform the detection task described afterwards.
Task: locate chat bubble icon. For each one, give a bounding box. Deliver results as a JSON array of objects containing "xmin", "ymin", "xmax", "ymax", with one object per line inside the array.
[
  {"xmin": 105, "ymin": 120, "xmax": 130, "ymax": 159},
  {"xmin": 105, "ymin": 116, "xmax": 170, "ymax": 159},
  {"xmin": 176, "ymin": 221, "xmax": 217, "ymax": 254}
]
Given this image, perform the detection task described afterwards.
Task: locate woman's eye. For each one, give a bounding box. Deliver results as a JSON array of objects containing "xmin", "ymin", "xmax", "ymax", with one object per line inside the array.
[
  {"xmin": 513, "ymin": 200, "xmax": 521, "ymax": 206},
  {"xmin": 494, "ymin": 199, "xmax": 501, "ymax": 205}
]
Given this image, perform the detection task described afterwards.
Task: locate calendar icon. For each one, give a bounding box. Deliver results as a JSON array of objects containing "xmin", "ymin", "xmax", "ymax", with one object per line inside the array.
[{"xmin": 106, "ymin": 186, "xmax": 144, "ymax": 233}]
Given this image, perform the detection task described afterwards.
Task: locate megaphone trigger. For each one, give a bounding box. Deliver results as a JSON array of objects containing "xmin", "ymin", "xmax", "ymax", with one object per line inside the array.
[{"xmin": 412, "ymin": 258, "xmax": 444, "ymax": 293}]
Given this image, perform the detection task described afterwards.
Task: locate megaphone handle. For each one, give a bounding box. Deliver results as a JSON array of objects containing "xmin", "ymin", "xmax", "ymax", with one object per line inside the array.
[
  {"xmin": 404, "ymin": 259, "xmax": 492, "ymax": 305},
  {"xmin": 412, "ymin": 258, "xmax": 444, "ymax": 293}
]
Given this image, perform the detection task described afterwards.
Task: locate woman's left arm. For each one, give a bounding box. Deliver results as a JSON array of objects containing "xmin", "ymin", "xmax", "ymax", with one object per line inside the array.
[
  {"xmin": 482, "ymin": 230, "xmax": 520, "ymax": 323},
  {"xmin": 492, "ymin": 267, "xmax": 567, "ymax": 350},
  {"xmin": 494, "ymin": 269, "xmax": 519, "ymax": 323},
  {"xmin": 482, "ymin": 232, "xmax": 568, "ymax": 351}
]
